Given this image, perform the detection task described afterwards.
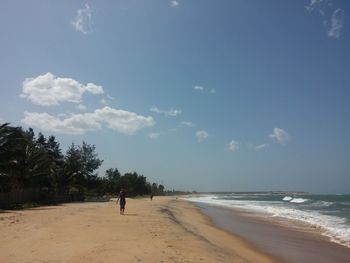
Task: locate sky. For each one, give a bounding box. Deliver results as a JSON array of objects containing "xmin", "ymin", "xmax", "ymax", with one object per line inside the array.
[{"xmin": 0, "ymin": 0, "xmax": 349, "ymax": 194}]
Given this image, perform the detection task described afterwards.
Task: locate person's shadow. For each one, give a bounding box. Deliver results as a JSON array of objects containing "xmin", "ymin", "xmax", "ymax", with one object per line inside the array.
[{"xmin": 124, "ymin": 213, "xmax": 138, "ymax": 216}]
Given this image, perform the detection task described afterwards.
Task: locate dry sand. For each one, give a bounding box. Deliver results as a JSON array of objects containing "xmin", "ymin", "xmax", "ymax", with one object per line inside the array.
[{"xmin": 0, "ymin": 197, "xmax": 280, "ymax": 263}]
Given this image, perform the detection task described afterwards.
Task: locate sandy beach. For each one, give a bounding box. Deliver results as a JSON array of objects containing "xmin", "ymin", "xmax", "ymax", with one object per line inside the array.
[
  {"xmin": 2, "ymin": 2, "xmax": 349, "ymax": 261},
  {"xmin": 198, "ymin": 203, "xmax": 350, "ymax": 263},
  {"xmin": 0, "ymin": 197, "xmax": 280, "ymax": 263}
]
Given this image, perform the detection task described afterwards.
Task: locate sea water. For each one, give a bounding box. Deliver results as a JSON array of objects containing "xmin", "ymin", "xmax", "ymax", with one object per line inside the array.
[{"xmin": 185, "ymin": 193, "xmax": 350, "ymax": 248}]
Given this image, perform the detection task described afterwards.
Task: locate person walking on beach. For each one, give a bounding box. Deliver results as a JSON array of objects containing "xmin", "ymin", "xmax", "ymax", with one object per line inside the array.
[{"xmin": 117, "ymin": 190, "xmax": 126, "ymax": 215}]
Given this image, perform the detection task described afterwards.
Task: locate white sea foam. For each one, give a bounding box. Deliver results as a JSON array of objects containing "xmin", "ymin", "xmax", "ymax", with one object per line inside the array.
[
  {"xmin": 283, "ymin": 196, "xmax": 292, "ymax": 201},
  {"xmin": 289, "ymin": 198, "xmax": 308, "ymax": 203},
  {"xmin": 184, "ymin": 195, "xmax": 350, "ymax": 248}
]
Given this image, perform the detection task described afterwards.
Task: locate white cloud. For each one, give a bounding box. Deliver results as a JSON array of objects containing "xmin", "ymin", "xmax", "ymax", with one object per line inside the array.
[
  {"xmin": 22, "ymin": 111, "xmax": 101, "ymax": 135},
  {"xmin": 181, "ymin": 121, "xmax": 195, "ymax": 127},
  {"xmin": 76, "ymin": 104, "xmax": 87, "ymax": 111},
  {"xmin": 170, "ymin": 1, "xmax": 179, "ymax": 7},
  {"xmin": 327, "ymin": 8, "xmax": 344, "ymax": 38},
  {"xmin": 150, "ymin": 107, "xmax": 182, "ymax": 117},
  {"xmin": 85, "ymin": 83, "xmax": 103, "ymax": 94},
  {"xmin": 255, "ymin": 143, "xmax": 269, "ymax": 150},
  {"xmin": 269, "ymin": 128, "xmax": 290, "ymax": 145},
  {"xmin": 148, "ymin": 133, "xmax": 160, "ymax": 139},
  {"xmin": 228, "ymin": 140, "xmax": 239, "ymax": 152},
  {"xmin": 305, "ymin": 1, "xmax": 345, "ymax": 38},
  {"xmin": 95, "ymin": 107, "xmax": 155, "ymax": 135},
  {"xmin": 305, "ymin": 0, "xmax": 329, "ymax": 15},
  {"xmin": 21, "ymin": 106, "xmax": 154, "ymax": 135},
  {"xmin": 194, "ymin": 86, "xmax": 204, "ymax": 91},
  {"xmin": 71, "ymin": 4, "xmax": 93, "ymax": 35},
  {"xmin": 20, "ymin": 72, "xmax": 104, "ymax": 106},
  {"xmin": 196, "ymin": 130, "xmax": 208, "ymax": 143},
  {"xmin": 194, "ymin": 85, "xmax": 217, "ymax": 94}
]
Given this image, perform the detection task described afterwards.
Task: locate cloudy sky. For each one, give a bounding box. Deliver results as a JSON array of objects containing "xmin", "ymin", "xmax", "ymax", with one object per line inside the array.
[{"xmin": 1, "ymin": 0, "xmax": 349, "ymax": 193}]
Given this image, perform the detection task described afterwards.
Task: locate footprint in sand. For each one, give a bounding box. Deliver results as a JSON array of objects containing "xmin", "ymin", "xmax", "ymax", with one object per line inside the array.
[{"xmin": 134, "ymin": 256, "xmax": 142, "ymax": 262}]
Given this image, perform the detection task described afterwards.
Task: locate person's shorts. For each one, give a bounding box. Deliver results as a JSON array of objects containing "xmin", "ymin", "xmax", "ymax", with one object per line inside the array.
[{"xmin": 120, "ymin": 200, "xmax": 126, "ymax": 209}]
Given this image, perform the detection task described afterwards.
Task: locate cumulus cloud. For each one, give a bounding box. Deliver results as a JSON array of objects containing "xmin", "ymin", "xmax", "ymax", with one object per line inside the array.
[
  {"xmin": 22, "ymin": 111, "xmax": 101, "ymax": 135},
  {"xmin": 95, "ymin": 107, "xmax": 155, "ymax": 134},
  {"xmin": 170, "ymin": 1, "xmax": 179, "ymax": 7},
  {"xmin": 71, "ymin": 3, "xmax": 93, "ymax": 35},
  {"xmin": 327, "ymin": 8, "xmax": 344, "ymax": 38},
  {"xmin": 150, "ymin": 107, "xmax": 182, "ymax": 117},
  {"xmin": 21, "ymin": 106, "xmax": 154, "ymax": 135},
  {"xmin": 84, "ymin": 83, "xmax": 103, "ymax": 94},
  {"xmin": 228, "ymin": 140, "xmax": 239, "ymax": 152},
  {"xmin": 196, "ymin": 130, "xmax": 208, "ymax": 143},
  {"xmin": 269, "ymin": 128, "xmax": 290, "ymax": 145},
  {"xmin": 148, "ymin": 133, "xmax": 160, "ymax": 139},
  {"xmin": 20, "ymin": 72, "xmax": 104, "ymax": 106}
]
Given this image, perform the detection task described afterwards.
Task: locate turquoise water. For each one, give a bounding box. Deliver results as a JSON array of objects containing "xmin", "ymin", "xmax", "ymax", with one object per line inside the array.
[{"xmin": 186, "ymin": 193, "xmax": 350, "ymax": 247}]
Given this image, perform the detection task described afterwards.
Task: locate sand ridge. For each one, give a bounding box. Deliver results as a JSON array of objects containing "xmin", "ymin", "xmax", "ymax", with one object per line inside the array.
[{"xmin": 0, "ymin": 197, "xmax": 281, "ymax": 263}]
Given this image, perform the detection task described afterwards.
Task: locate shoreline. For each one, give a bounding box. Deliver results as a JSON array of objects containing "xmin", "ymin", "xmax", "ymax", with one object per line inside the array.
[
  {"xmin": 195, "ymin": 202, "xmax": 350, "ymax": 263},
  {"xmin": 0, "ymin": 197, "xmax": 281, "ymax": 263}
]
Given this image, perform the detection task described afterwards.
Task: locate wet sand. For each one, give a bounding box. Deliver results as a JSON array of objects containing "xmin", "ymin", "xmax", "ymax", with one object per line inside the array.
[
  {"xmin": 0, "ymin": 197, "xmax": 280, "ymax": 263},
  {"xmin": 197, "ymin": 203, "xmax": 350, "ymax": 263}
]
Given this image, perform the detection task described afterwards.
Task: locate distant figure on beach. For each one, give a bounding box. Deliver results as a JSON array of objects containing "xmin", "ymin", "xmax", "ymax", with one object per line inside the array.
[
  {"xmin": 150, "ymin": 194, "xmax": 153, "ymax": 201},
  {"xmin": 117, "ymin": 190, "xmax": 126, "ymax": 215}
]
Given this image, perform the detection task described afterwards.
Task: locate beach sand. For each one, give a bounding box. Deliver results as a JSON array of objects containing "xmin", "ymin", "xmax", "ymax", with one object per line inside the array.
[{"xmin": 0, "ymin": 197, "xmax": 280, "ymax": 263}]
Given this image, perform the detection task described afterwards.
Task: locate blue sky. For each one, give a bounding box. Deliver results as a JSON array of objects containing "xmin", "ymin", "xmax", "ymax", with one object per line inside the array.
[{"xmin": 1, "ymin": 0, "xmax": 349, "ymax": 193}]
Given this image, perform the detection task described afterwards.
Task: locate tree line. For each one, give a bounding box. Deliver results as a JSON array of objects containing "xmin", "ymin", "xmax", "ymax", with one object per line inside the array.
[{"xmin": 0, "ymin": 123, "xmax": 164, "ymax": 207}]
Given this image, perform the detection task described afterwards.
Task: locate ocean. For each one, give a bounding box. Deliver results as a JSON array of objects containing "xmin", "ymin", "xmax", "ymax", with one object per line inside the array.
[{"xmin": 185, "ymin": 193, "xmax": 350, "ymax": 248}]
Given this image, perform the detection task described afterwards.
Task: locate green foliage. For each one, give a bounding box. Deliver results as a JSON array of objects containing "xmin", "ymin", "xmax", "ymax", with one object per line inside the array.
[
  {"xmin": 63, "ymin": 142, "xmax": 103, "ymax": 191},
  {"xmin": 0, "ymin": 124, "xmax": 54, "ymax": 191},
  {"xmin": 99, "ymin": 170, "xmax": 159, "ymax": 197},
  {"xmin": 105, "ymin": 168, "xmax": 121, "ymax": 181},
  {"xmin": 150, "ymin": 183, "xmax": 165, "ymax": 196},
  {"xmin": 0, "ymin": 122, "xmax": 165, "ymax": 207},
  {"xmin": 0, "ymin": 123, "xmax": 21, "ymax": 192}
]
